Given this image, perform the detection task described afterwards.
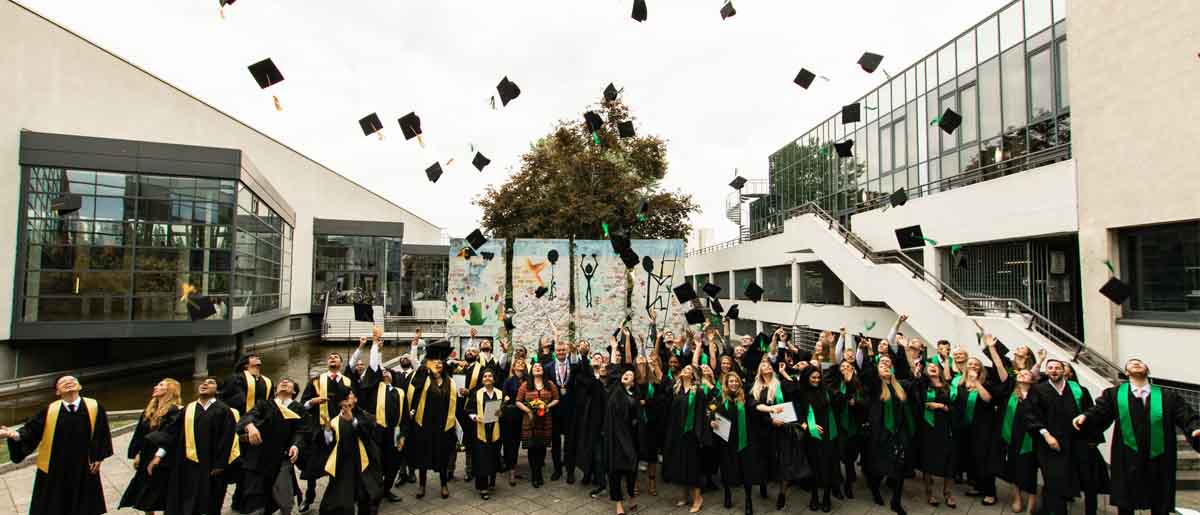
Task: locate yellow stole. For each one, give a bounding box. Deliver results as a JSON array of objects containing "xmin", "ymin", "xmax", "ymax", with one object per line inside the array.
[
  {"xmin": 323, "ymin": 417, "xmax": 369, "ymax": 476},
  {"xmin": 184, "ymin": 401, "xmax": 240, "ymax": 464},
  {"xmin": 407, "ymin": 374, "xmax": 457, "ymax": 432},
  {"xmin": 475, "ymin": 389, "xmax": 500, "ymax": 443},
  {"xmin": 36, "ymin": 398, "xmax": 98, "ymax": 474},
  {"xmin": 243, "ymin": 370, "xmax": 272, "ymax": 413},
  {"xmin": 316, "ymin": 374, "xmax": 351, "ymax": 426},
  {"xmin": 468, "ymin": 364, "xmax": 483, "ymax": 391},
  {"xmin": 275, "ymin": 399, "xmax": 301, "ymax": 420},
  {"xmin": 375, "ymin": 383, "xmax": 390, "ymax": 427}
]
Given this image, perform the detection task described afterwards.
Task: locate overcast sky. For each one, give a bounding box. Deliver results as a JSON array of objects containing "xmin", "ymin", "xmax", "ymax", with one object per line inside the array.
[{"xmin": 18, "ymin": 0, "xmax": 1009, "ymax": 243}]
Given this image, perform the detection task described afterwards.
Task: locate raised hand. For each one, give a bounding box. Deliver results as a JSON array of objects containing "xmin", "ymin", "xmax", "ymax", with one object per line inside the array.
[{"xmin": 1072, "ymin": 415, "xmax": 1086, "ymax": 431}]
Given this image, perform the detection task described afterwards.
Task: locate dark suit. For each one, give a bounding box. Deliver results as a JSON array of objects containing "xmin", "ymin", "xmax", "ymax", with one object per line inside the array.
[{"xmin": 545, "ymin": 358, "xmax": 576, "ymax": 474}]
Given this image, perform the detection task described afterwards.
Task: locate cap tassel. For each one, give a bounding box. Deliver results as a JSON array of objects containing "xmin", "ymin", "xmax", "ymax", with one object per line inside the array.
[
  {"xmin": 446, "ymin": 158, "xmax": 455, "ymax": 167},
  {"xmin": 273, "ymin": 95, "xmax": 282, "ymax": 112},
  {"xmin": 219, "ymin": 6, "xmax": 225, "ymax": 19},
  {"xmin": 417, "ymin": 134, "xmax": 425, "ymax": 148},
  {"xmin": 602, "ymin": 222, "xmax": 610, "ymax": 238},
  {"xmin": 930, "ymin": 116, "xmax": 942, "ymax": 126},
  {"xmin": 490, "ymin": 96, "xmax": 497, "ymax": 110},
  {"xmin": 921, "ymin": 237, "xmax": 938, "ymax": 246},
  {"xmin": 1103, "ymin": 260, "xmax": 1115, "ymax": 274},
  {"xmin": 591, "ymin": 131, "xmax": 600, "ymax": 145},
  {"xmin": 179, "ymin": 283, "xmax": 197, "ymax": 302},
  {"xmin": 377, "ymin": 130, "xmax": 385, "ymax": 141}
]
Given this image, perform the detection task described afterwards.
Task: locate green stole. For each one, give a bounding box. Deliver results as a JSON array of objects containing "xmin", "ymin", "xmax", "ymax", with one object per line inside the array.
[
  {"xmin": 881, "ymin": 384, "xmax": 908, "ymax": 434},
  {"xmin": 838, "ymin": 383, "xmax": 859, "ymax": 437},
  {"xmin": 683, "ymin": 389, "xmax": 696, "ymax": 432},
  {"xmin": 1117, "ymin": 384, "xmax": 1165, "ymax": 458},
  {"xmin": 949, "ymin": 376, "xmax": 978, "ymax": 425},
  {"xmin": 725, "ymin": 400, "xmax": 749, "ymax": 452},
  {"xmin": 1067, "ymin": 381, "xmax": 1082, "ymax": 411},
  {"xmin": 806, "ymin": 392, "xmax": 839, "ymax": 441},
  {"xmin": 1001, "ymin": 392, "xmax": 1033, "ymax": 454}
]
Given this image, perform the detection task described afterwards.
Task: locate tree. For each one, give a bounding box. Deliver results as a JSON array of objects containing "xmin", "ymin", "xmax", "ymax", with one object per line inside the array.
[{"xmin": 474, "ymin": 98, "xmax": 698, "ymax": 241}]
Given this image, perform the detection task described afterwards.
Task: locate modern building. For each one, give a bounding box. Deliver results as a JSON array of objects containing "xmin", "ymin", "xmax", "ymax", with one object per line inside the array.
[
  {"xmin": 0, "ymin": 0, "xmax": 450, "ymax": 379},
  {"xmin": 687, "ymin": 0, "xmax": 1199, "ymax": 405}
]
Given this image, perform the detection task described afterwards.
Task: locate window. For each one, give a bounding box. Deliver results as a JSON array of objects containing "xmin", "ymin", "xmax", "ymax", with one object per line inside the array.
[
  {"xmin": 733, "ymin": 269, "xmax": 755, "ymax": 300},
  {"xmin": 762, "ymin": 265, "xmax": 792, "ymax": 302},
  {"xmin": 734, "ymin": 318, "xmax": 757, "ymax": 338},
  {"xmin": 712, "ymin": 272, "xmax": 730, "ymax": 299},
  {"xmin": 1120, "ymin": 221, "xmax": 1200, "ymax": 322},
  {"xmin": 399, "ymin": 253, "xmax": 448, "ymax": 315},
  {"xmin": 313, "ymin": 234, "xmax": 405, "ymax": 314},
  {"xmin": 798, "ymin": 262, "xmax": 844, "ymax": 305},
  {"xmin": 233, "ymin": 187, "xmax": 292, "ymax": 319},
  {"xmin": 289, "ymin": 317, "xmax": 302, "ymax": 331}
]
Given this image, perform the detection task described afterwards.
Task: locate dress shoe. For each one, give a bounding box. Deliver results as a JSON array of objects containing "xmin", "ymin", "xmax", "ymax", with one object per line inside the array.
[
  {"xmin": 551, "ymin": 469, "xmax": 562, "ymax": 481},
  {"xmin": 387, "ymin": 492, "xmax": 402, "ymax": 503},
  {"xmin": 299, "ymin": 501, "xmax": 313, "ymax": 513},
  {"xmin": 566, "ymin": 471, "xmax": 576, "ymax": 484}
]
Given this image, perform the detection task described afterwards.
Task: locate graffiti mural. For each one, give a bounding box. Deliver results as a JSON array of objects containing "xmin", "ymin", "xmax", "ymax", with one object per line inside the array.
[
  {"xmin": 571, "ymin": 239, "xmax": 629, "ymax": 346},
  {"xmin": 512, "ymin": 239, "xmax": 571, "ymax": 350},
  {"xmin": 628, "ymin": 239, "xmax": 687, "ymax": 336},
  {"xmin": 446, "ymin": 238, "xmax": 506, "ymax": 342}
]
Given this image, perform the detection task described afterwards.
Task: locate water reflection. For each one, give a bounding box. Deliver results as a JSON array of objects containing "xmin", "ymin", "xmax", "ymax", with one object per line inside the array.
[{"xmin": 0, "ymin": 338, "xmax": 410, "ymax": 426}]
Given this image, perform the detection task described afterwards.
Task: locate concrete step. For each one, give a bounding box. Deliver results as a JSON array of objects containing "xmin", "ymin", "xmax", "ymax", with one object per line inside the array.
[{"xmin": 1180, "ymin": 470, "xmax": 1200, "ymax": 491}]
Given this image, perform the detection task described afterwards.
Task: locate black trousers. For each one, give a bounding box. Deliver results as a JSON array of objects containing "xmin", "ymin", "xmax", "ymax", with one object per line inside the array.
[
  {"xmin": 208, "ymin": 473, "xmax": 229, "ymax": 515},
  {"xmin": 1039, "ymin": 492, "xmax": 1097, "ymax": 515},
  {"xmin": 609, "ymin": 470, "xmax": 637, "ymax": 502},
  {"xmin": 528, "ymin": 445, "xmax": 547, "ymax": 478},
  {"xmin": 551, "ymin": 418, "xmax": 570, "ymax": 472},
  {"xmin": 867, "ymin": 474, "xmax": 905, "ymax": 507},
  {"xmin": 501, "ymin": 437, "xmax": 521, "ymax": 471},
  {"xmin": 419, "ymin": 468, "xmax": 450, "ymax": 488}
]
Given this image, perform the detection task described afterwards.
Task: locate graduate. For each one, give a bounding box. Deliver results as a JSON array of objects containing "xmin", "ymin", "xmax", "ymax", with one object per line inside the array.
[
  {"xmin": 713, "ymin": 371, "xmax": 763, "ymax": 515},
  {"xmin": 0, "ymin": 375, "xmax": 114, "ymax": 515},
  {"xmin": 235, "ymin": 378, "xmax": 308, "ymax": 515},
  {"xmin": 405, "ymin": 339, "xmax": 459, "ymax": 500},
  {"xmin": 798, "ymin": 366, "xmax": 841, "ymax": 512},
  {"xmin": 567, "ymin": 352, "xmax": 608, "ymax": 488},
  {"xmin": 998, "ymin": 369, "xmax": 1040, "ymax": 513},
  {"xmin": 1074, "ymin": 358, "xmax": 1200, "ymax": 515},
  {"xmin": 750, "ymin": 360, "xmax": 805, "ymax": 510},
  {"xmin": 662, "ymin": 364, "xmax": 713, "ymax": 513},
  {"xmin": 354, "ymin": 336, "xmax": 405, "ymax": 503},
  {"xmin": 318, "ymin": 391, "xmax": 384, "ymax": 515},
  {"xmin": 299, "ymin": 351, "xmax": 356, "ymax": 512},
  {"xmin": 604, "ymin": 367, "xmax": 641, "ymax": 515},
  {"xmin": 831, "ymin": 358, "xmax": 867, "ymax": 500},
  {"xmin": 499, "ymin": 357, "xmax": 528, "ymax": 486},
  {"xmin": 914, "ymin": 361, "xmax": 957, "ymax": 508},
  {"xmin": 221, "ymin": 353, "xmax": 273, "ymax": 418},
  {"xmin": 466, "ymin": 368, "xmax": 503, "ymax": 499},
  {"xmin": 152, "ymin": 376, "xmax": 240, "ymax": 515},
  {"xmin": 860, "ymin": 356, "xmax": 915, "ymax": 515},
  {"xmin": 517, "ymin": 361, "xmax": 559, "ymax": 487},
  {"xmin": 454, "ymin": 343, "xmax": 487, "ymax": 482},
  {"xmin": 120, "ymin": 378, "xmax": 183, "ymax": 514},
  {"xmin": 953, "ymin": 356, "xmax": 1001, "ymax": 505},
  {"xmin": 1025, "ymin": 358, "xmax": 1107, "ymax": 515},
  {"xmin": 634, "ymin": 354, "xmax": 669, "ymax": 497}
]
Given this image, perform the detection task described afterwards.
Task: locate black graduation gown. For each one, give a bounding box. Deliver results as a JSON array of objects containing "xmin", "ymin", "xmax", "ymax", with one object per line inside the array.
[
  {"xmin": 859, "ymin": 364, "xmax": 915, "ymax": 480},
  {"xmin": 405, "ymin": 368, "xmax": 458, "ymax": 471},
  {"xmin": 605, "ymin": 385, "xmax": 640, "ymax": 474},
  {"xmin": 662, "ymin": 385, "xmax": 715, "ymax": 487},
  {"xmin": 994, "ymin": 381, "xmax": 1039, "ymax": 493},
  {"xmin": 799, "ymin": 388, "xmax": 843, "ymax": 488},
  {"xmin": 636, "ymin": 379, "xmax": 671, "ymax": 462},
  {"xmin": 233, "ymin": 398, "xmax": 308, "ymax": 514},
  {"xmin": 456, "ymin": 361, "xmax": 488, "ymax": 453},
  {"xmin": 319, "ymin": 410, "xmax": 384, "ymax": 514},
  {"xmin": 159, "ymin": 399, "xmax": 238, "ymax": 515},
  {"xmin": 369, "ymin": 382, "xmax": 406, "ymax": 486},
  {"xmin": 952, "ymin": 377, "xmax": 1002, "ymax": 483},
  {"xmin": 1025, "ymin": 380, "xmax": 1109, "ymax": 500},
  {"xmin": 914, "ymin": 379, "xmax": 956, "ymax": 477},
  {"xmin": 568, "ymin": 366, "xmax": 607, "ymax": 477},
  {"xmin": 499, "ymin": 375, "xmax": 525, "ymax": 469},
  {"xmin": 7, "ymin": 398, "xmax": 113, "ymax": 515},
  {"xmin": 119, "ymin": 405, "xmax": 181, "ymax": 511},
  {"xmin": 715, "ymin": 398, "xmax": 765, "ymax": 486},
  {"xmin": 466, "ymin": 387, "xmax": 503, "ymax": 480},
  {"xmin": 220, "ymin": 371, "xmax": 272, "ymax": 415},
  {"xmin": 1084, "ymin": 384, "xmax": 1200, "ymax": 512},
  {"xmin": 752, "ymin": 380, "xmax": 808, "ymax": 481},
  {"xmin": 299, "ymin": 372, "xmax": 355, "ymax": 481},
  {"xmin": 828, "ymin": 375, "xmax": 867, "ymax": 464}
]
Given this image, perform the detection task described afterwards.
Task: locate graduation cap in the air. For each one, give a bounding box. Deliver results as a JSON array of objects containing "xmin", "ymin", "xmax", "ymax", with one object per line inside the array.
[
  {"xmin": 936, "ymin": 108, "xmax": 962, "ymax": 135},
  {"xmin": 425, "ymin": 340, "xmax": 453, "ymax": 362},
  {"xmin": 631, "ymin": 0, "xmax": 647, "ymax": 22},
  {"xmin": 685, "ymin": 308, "xmax": 706, "ymax": 325},
  {"xmin": 673, "ymin": 283, "xmax": 698, "ymax": 304},
  {"xmin": 496, "ymin": 76, "xmax": 521, "ymax": 107},
  {"xmin": 720, "ymin": 1, "xmax": 736, "ymax": 20},
  {"xmin": 398, "ymin": 112, "xmax": 423, "ymax": 144},
  {"xmin": 185, "ymin": 294, "xmax": 217, "ymax": 321},
  {"xmin": 894, "ymin": 225, "xmax": 926, "ymax": 249},
  {"xmin": 619, "ymin": 248, "xmax": 640, "ymax": 269},
  {"xmin": 604, "ymin": 83, "xmax": 621, "ymax": 102},
  {"xmin": 890, "ymin": 188, "xmax": 908, "ymax": 207},
  {"xmin": 793, "ymin": 68, "xmax": 816, "ymax": 89},
  {"xmin": 833, "ymin": 140, "xmax": 854, "ymax": 158},
  {"xmin": 353, "ymin": 302, "xmax": 374, "ymax": 323},
  {"xmin": 617, "ymin": 121, "xmax": 636, "ymax": 139},
  {"xmin": 535, "ymin": 286, "xmax": 549, "ymax": 299},
  {"xmin": 726, "ymin": 304, "xmax": 740, "ymax": 320},
  {"xmin": 729, "ymin": 176, "xmax": 748, "ymax": 189},
  {"xmin": 425, "ymin": 162, "xmax": 443, "ymax": 183},
  {"xmin": 247, "ymin": 58, "xmax": 285, "ymax": 111},
  {"xmin": 218, "ymin": 0, "xmax": 235, "ymax": 18},
  {"xmin": 710, "ymin": 297, "xmax": 725, "ymax": 314},
  {"xmin": 610, "ymin": 233, "xmax": 631, "ymax": 253},
  {"xmin": 1099, "ymin": 277, "xmax": 1132, "ymax": 305},
  {"xmin": 359, "ymin": 113, "xmax": 384, "ymax": 139},
  {"xmin": 744, "ymin": 281, "xmax": 764, "ymax": 302},
  {"xmin": 466, "ymin": 229, "xmax": 488, "ymax": 251},
  {"xmin": 842, "ymin": 103, "xmax": 861, "ymax": 124},
  {"xmin": 51, "ymin": 193, "xmax": 81, "ymax": 216},
  {"xmin": 637, "ymin": 198, "xmax": 650, "ymax": 220},
  {"xmin": 702, "ymin": 282, "xmax": 722, "ymax": 298},
  {"xmin": 953, "ymin": 248, "xmax": 969, "ymax": 269},
  {"xmin": 584, "ymin": 111, "xmax": 605, "ymax": 132},
  {"xmin": 472, "ymin": 152, "xmax": 491, "ymax": 172},
  {"xmin": 858, "ymin": 52, "xmax": 884, "ymax": 73}
]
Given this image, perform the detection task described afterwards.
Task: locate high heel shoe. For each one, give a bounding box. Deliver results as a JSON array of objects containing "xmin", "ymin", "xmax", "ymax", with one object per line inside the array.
[
  {"xmin": 776, "ymin": 492, "xmax": 786, "ymax": 510},
  {"xmin": 808, "ymin": 495, "xmax": 820, "ymax": 511},
  {"xmin": 441, "ymin": 486, "xmax": 449, "ymax": 499},
  {"xmin": 724, "ymin": 489, "xmax": 733, "ymax": 509}
]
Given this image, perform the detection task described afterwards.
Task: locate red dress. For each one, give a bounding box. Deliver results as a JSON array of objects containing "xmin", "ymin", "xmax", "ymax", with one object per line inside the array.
[{"xmin": 517, "ymin": 381, "xmax": 558, "ymax": 446}]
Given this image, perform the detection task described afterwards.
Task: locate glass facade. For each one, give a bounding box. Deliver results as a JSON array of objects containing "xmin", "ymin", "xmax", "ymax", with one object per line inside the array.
[
  {"xmin": 233, "ymin": 184, "xmax": 292, "ymax": 319},
  {"xmin": 312, "ymin": 234, "xmax": 402, "ymax": 313},
  {"xmin": 798, "ymin": 262, "xmax": 845, "ymax": 305},
  {"xmin": 761, "ymin": 265, "xmax": 792, "ymax": 302},
  {"xmin": 1120, "ymin": 221, "xmax": 1200, "ymax": 322},
  {"xmin": 20, "ymin": 166, "xmax": 291, "ymax": 322},
  {"xmin": 399, "ymin": 253, "xmax": 448, "ymax": 316},
  {"xmin": 712, "ymin": 272, "xmax": 730, "ymax": 300},
  {"xmin": 753, "ymin": 0, "xmax": 1069, "ymax": 235},
  {"xmin": 733, "ymin": 269, "xmax": 756, "ymax": 300}
]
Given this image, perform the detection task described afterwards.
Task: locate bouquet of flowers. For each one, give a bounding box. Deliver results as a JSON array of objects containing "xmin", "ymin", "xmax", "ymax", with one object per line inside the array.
[{"xmin": 526, "ymin": 398, "xmax": 547, "ymax": 418}]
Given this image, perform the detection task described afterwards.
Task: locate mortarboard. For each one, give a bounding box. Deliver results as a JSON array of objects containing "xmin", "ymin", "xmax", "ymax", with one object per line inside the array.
[
  {"xmin": 744, "ymin": 281, "xmax": 764, "ymax": 302},
  {"xmin": 359, "ymin": 113, "xmax": 384, "ymax": 138},
  {"xmin": 604, "ymin": 83, "xmax": 621, "ymax": 101},
  {"xmin": 619, "ymin": 248, "xmax": 640, "ymax": 269},
  {"xmin": 425, "ymin": 162, "xmax": 443, "ymax": 183},
  {"xmin": 729, "ymin": 176, "xmax": 748, "ymax": 189},
  {"xmin": 894, "ymin": 225, "xmax": 926, "ymax": 249},
  {"xmin": 637, "ymin": 198, "xmax": 650, "ymax": 219},
  {"xmin": 858, "ymin": 52, "xmax": 884, "ymax": 73},
  {"xmin": 610, "ymin": 233, "xmax": 631, "ymax": 253},
  {"xmin": 673, "ymin": 283, "xmax": 698, "ymax": 304},
  {"xmin": 726, "ymin": 304, "xmax": 740, "ymax": 320},
  {"xmin": 185, "ymin": 294, "xmax": 217, "ymax": 321},
  {"xmin": 1099, "ymin": 277, "xmax": 1132, "ymax": 305},
  {"xmin": 584, "ymin": 111, "xmax": 605, "ymax": 132},
  {"xmin": 833, "ymin": 140, "xmax": 854, "ymax": 158},
  {"xmin": 398, "ymin": 112, "xmax": 423, "ymax": 141},
  {"xmin": 535, "ymin": 286, "xmax": 548, "ymax": 299},
  {"xmin": 472, "ymin": 152, "xmax": 491, "ymax": 172},
  {"xmin": 702, "ymin": 282, "xmax": 722, "ymax": 298},
  {"xmin": 631, "ymin": 0, "xmax": 647, "ymax": 22},
  {"xmin": 466, "ymin": 229, "xmax": 488, "ymax": 251},
  {"xmin": 685, "ymin": 308, "xmax": 706, "ymax": 325},
  {"xmin": 51, "ymin": 193, "xmax": 81, "ymax": 216},
  {"xmin": 794, "ymin": 68, "xmax": 816, "ymax": 89},
  {"xmin": 617, "ymin": 121, "xmax": 636, "ymax": 138},
  {"xmin": 890, "ymin": 188, "xmax": 908, "ymax": 207},
  {"xmin": 497, "ymin": 76, "xmax": 521, "ymax": 107},
  {"xmin": 937, "ymin": 108, "xmax": 962, "ymax": 134},
  {"xmin": 842, "ymin": 103, "xmax": 861, "ymax": 124},
  {"xmin": 710, "ymin": 297, "xmax": 725, "ymax": 314},
  {"xmin": 353, "ymin": 302, "xmax": 374, "ymax": 323},
  {"xmin": 720, "ymin": 1, "xmax": 736, "ymax": 20},
  {"xmin": 247, "ymin": 58, "xmax": 284, "ymax": 111},
  {"xmin": 424, "ymin": 340, "xmax": 453, "ymax": 362},
  {"xmin": 953, "ymin": 249, "xmax": 969, "ymax": 269}
]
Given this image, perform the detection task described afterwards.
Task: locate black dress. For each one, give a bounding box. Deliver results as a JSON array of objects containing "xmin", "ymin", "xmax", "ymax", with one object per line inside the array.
[
  {"xmin": 405, "ymin": 368, "xmax": 459, "ymax": 472},
  {"xmin": 952, "ymin": 376, "xmax": 1002, "ymax": 485},
  {"xmin": 119, "ymin": 405, "xmax": 181, "ymax": 511},
  {"xmin": 662, "ymin": 385, "xmax": 714, "ymax": 487},
  {"xmin": 715, "ymin": 398, "xmax": 765, "ymax": 487},
  {"xmin": 605, "ymin": 385, "xmax": 640, "ymax": 475},
  {"xmin": 995, "ymin": 380, "xmax": 1038, "ymax": 493},
  {"xmin": 860, "ymin": 364, "xmax": 915, "ymax": 480},
  {"xmin": 466, "ymin": 387, "xmax": 504, "ymax": 484},
  {"xmin": 914, "ymin": 378, "xmax": 956, "ymax": 477},
  {"xmin": 635, "ymin": 379, "xmax": 670, "ymax": 463},
  {"xmin": 800, "ymin": 388, "xmax": 843, "ymax": 489},
  {"xmin": 753, "ymin": 380, "xmax": 808, "ymax": 481}
]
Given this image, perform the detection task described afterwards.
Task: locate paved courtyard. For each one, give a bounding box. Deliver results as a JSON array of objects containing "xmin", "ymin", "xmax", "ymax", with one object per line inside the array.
[{"xmin": 0, "ymin": 426, "xmax": 1196, "ymax": 514}]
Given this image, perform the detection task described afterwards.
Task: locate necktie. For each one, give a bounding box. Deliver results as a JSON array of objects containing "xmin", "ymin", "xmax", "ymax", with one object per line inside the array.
[
  {"xmin": 68, "ymin": 404, "xmax": 75, "ymax": 413},
  {"xmin": 1137, "ymin": 387, "xmax": 1148, "ymax": 401}
]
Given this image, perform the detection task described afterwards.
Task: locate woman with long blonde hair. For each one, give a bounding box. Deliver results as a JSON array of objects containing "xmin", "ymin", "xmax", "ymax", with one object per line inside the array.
[
  {"xmin": 119, "ymin": 378, "xmax": 182, "ymax": 514},
  {"xmin": 954, "ymin": 357, "xmax": 999, "ymax": 505},
  {"xmin": 751, "ymin": 360, "xmax": 805, "ymax": 510},
  {"xmin": 861, "ymin": 356, "xmax": 914, "ymax": 515},
  {"xmin": 713, "ymin": 371, "xmax": 764, "ymax": 515},
  {"xmin": 663, "ymin": 365, "xmax": 712, "ymax": 512}
]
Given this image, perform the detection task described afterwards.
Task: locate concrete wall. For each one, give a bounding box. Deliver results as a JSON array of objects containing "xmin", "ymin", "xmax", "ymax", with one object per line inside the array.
[
  {"xmin": 0, "ymin": 1, "xmax": 445, "ymax": 342},
  {"xmin": 1069, "ymin": 1, "xmax": 1200, "ymax": 370}
]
